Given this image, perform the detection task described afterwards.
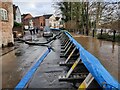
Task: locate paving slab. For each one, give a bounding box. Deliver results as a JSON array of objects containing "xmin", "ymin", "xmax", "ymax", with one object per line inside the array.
[{"xmin": 28, "ymin": 39, "xmax": 75, "ymax": 89}]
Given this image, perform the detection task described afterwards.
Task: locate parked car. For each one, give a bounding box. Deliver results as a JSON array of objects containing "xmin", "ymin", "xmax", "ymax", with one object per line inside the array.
[
  {"xmin": 43, "ymin": 26, "xmax": 53, "ymax": 37},
  {"xmin": 13, "ymin": 31, "xmax": 23, "ymax": 38},
  {"xmin": 13, "ymin": 26, "xmax": 24, "ymax": 38},
  {"xmin": 40, "ymin": 26, "xmax": 44, "ymax": 31}
]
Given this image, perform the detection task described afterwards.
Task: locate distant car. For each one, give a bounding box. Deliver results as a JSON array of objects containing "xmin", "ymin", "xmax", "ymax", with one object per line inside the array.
[
  {"xmin": 13, "ymin": 26, "xmax": 24, "ymax": 38},
  {"xmin": 43, "ymin": 26, "xmax": 53, "ymax": 37},
  {"xmin": 40, "ymin": 26, "xmax": 44, "ymax": 31},
  {"xmin": 13, "ymin": 31, "xmax": 23, "ymax": 38}
]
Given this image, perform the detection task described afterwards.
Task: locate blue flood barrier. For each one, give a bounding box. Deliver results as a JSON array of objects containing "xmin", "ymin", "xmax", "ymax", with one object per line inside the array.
[
  {"xmin": 15, "ymin": 48, "xmax": 51, "ymax": 89},
  {"xmin": 65, "ymin": 31, "xmax": 120, "ymax": 90}
]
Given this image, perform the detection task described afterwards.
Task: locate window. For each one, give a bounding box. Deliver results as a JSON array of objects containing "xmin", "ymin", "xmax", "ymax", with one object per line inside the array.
[{"xmin": 0, "ymin": 8, "xmax": 8, "ymax": 21}]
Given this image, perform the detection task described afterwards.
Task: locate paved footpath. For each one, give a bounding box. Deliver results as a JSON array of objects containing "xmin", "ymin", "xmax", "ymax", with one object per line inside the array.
[
  {"xmin": 27, "ymin": 39, "xmax": 75, "ymax": 89},
  {"xmin": 2, "ymin": 32, "xmax": 51, "ymax": 88}
]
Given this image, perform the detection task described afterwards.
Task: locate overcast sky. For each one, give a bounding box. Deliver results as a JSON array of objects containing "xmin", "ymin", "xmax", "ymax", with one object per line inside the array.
[
  {"xmin": 13, "ymin": 0, "xmax": 119, "ymax": 17},
  {"xmin": 13, "ymin": 0, "xmax": 56, "ymax": 17}
]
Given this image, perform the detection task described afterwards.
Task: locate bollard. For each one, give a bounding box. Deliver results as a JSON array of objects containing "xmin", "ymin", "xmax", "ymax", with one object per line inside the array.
[
  {"xmin": 101, "ymin": 29, "xmax": 103, "ymax": 35},
  {"xmin": 113, "ymin": 30, "xmax": 116, "ymax": 42},
  {"xmin": 93, "ymin": 29, "xmax": 95, "ymax": 37}
]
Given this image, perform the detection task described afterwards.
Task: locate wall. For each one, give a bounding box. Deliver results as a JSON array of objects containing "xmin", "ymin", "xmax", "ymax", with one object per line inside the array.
[
  {"xmin": 0, "ymin": 1, "xmax": 14, "ymax": 47},
  {"xmin": 22, "ymin": 14, "xmax": 33, "ymax": 29},
  {"xmin": 33, "ymin": 17, "xmax": 39, "ymax": 28},
  {"xmin": 49, "ymin": 15, "xmax": 56, "ymax": 28},
  {"xmin": 45, "ymin": 19, "xmax": 49, "ymax": 27},
  {"xmin": 33, "ymin": 16, "xmax": 45, "ymax": 29},
  {"xmin": 39, "ymin": 16, "xmax": 45, "ymax": 27}
]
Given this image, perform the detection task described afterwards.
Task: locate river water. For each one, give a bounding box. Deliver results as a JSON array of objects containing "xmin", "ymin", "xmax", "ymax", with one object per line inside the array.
[{"xmin": 72, "ymin": 33, "xmax": 120, "ymax": 83}]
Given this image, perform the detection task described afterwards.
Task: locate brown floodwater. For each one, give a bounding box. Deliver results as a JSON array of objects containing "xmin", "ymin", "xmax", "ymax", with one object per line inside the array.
[{"xmin": 72, "ymin": 33, "xmax": 120, "ymax": 83}]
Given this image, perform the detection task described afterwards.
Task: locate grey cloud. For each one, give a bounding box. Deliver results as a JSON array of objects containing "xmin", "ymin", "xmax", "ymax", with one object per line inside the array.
[{"xmin": 13, "ymin": 1, "xmax": 55, "ymax": 17}]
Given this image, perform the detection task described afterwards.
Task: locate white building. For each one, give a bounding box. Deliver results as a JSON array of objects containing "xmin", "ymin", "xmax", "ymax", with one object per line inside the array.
[
  {"xmin": 49, "ymin": 15, "xmax": 63, "ymax": 29},
  {"xmin": 49, "ymin": 15, "xmax": 56, "ymax": 28},
  {"xmin": 29, "ymin": 19, "xmax": 34, "ymax": 29},
  {"xmin": 13, "ymin": 5, "xmax": 21, "ymax": 23},
  {"xmin": 43, "ymin": 14, "xmax": 64, "ymax": 29}
]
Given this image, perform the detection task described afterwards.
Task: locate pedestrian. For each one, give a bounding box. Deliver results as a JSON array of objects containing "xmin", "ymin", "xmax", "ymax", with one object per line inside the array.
[
  {"xmin": 36, "ymin": 27, "xmax": 39, "ymax": 34},
  {"xmin": 29, "ymin": 27, "xmax": 32, "ymax": 35},
  {"xmin": 33, "ymin": 28, "xmax": 35, "ymax": 34}
]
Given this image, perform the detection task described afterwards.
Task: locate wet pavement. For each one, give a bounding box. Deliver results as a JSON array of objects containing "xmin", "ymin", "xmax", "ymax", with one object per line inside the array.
[
  {"xmin": 71, "ymin": 33, "xmax": 120, "ymax": 83},
  {"xmin": 2, "ymin": 31, "xmax": 47, "ymax": 88},
  {"xmin": 0, "ymin": 47, "xmax": 17, "ymax": 56},
  {"xmin": 28, "ymin": 39, "xmax": 74, "ymax": 89},
  {"xmin": 2, "ymin": 44, "xmax": 47, "ymax": 88}
]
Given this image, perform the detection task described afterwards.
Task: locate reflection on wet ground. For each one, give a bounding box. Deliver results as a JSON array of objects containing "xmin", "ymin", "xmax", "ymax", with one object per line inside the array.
[
  {"xmin": 71, "ymin": 33, "xmax": 119, "ymax": 83},
  {"xmin": 28, "ymin": 39, "xmax": 74, "ymax": 88},
  {"xmin": 2, "ymin": 44, "xmax": 47, "ymax": 88},
  {"xmin": 0, "ymin": 47, "xmax": 16, "ymax": 56},
  {"xmin": 2, "ymin": 32, "xmax": 47, "ymax": 88}
]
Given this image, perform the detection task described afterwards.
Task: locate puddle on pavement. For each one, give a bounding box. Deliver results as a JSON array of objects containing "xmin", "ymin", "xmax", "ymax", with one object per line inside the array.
[{"xmin": 2, "ymin": 42, "xmax": 47, "ymax": 88}]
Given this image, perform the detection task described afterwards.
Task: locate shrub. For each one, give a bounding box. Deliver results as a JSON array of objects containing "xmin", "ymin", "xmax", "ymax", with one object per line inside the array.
[
  {"xmin": 115, "ymin": 34, "xmax": 120, "ymax": 42},
  {"xmin": 97, "ymin": 33, "xmax": 120, "ymax": 42},
  {"xmin": 14, "ymin": 21, "xmax": 22, "ymax": 27},
  {"xmin": 97, "ymin": 33, "xmax": 110, "ymax": 40}
]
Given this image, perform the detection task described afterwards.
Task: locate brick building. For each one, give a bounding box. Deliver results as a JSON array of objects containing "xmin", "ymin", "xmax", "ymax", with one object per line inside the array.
[
  {"xmin": 0, "ymin": 0, "xmax": 14, "ymax": 47},
  {"xmin": 33, "ymin": 16, "xmax": 45, "ymax": 30},
  {"xmin": 21, "ymin": 14, "xmax": 33, "ymax": 29},
  {"xmin": 43, "ymin": 14, "xmax": 52, "ymax": 27}
]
